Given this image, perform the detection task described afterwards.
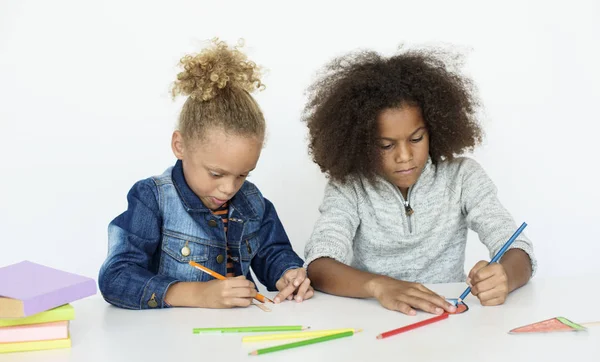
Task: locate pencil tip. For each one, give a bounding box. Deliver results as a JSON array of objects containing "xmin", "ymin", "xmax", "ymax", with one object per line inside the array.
[
  {"xmin": 302, "ymin": 326, "xmax": 311, "ymax": 330},
  {"xmin": 376, "ymin": 334, "xmax": 382, "ymax": 339},
  {"xmin": 356, "ymin": 328, "xmax": 364, "ymax": 333},
  {"xmin": 249, "ymin": 351, "xmax": 257, "ymax": 356}
]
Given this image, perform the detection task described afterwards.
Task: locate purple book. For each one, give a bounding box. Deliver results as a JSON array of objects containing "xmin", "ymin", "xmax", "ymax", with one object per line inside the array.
[{"xmin": 0, "ymin": 261, "xmax": 97, "ymax": 318}]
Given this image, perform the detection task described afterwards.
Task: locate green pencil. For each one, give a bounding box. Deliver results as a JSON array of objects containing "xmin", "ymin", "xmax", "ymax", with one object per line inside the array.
[
  {"xmin": 249, "ymin": 330, "xmax": 355, "ymax": 356},
  {"xmin": 193, "ymin": 325, "xmax": 309, "ymax": 334}
]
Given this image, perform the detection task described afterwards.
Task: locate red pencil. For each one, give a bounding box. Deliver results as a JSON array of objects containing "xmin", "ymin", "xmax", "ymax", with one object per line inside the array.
[{"xmin": 376, "ymin": 313, "xmax": 449, "ymax": 339}]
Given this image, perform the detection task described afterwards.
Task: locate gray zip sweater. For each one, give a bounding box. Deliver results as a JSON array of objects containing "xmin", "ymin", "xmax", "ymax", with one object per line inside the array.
[{"xmin": 304, "ymin": 157, "xmax": 536, "ymax": 283}]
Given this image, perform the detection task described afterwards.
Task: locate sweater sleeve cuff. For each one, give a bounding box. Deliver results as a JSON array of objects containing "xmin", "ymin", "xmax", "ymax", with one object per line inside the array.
[
  {"xmin": 508, "ymin": 240, "xmax": 537, "ymax": 277},
  {"xmin": 304, "ymin": 245, "xmax": 351, "ymax": 270}
]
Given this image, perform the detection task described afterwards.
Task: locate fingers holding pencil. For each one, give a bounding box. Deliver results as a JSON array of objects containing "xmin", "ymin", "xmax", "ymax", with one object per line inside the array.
[
  {"xmin": 469, "ymin": 263, "xmax": 508, "ymax": 306},
  {"xmin": 198, "ymin": 277, "xmax": 256, "ymax": 308},
  {"xmin": 222, "ymin": 276, "xmax": 258, "ymax": 297},
  {"xmin": 458, "ymin": 222, "xmax": 528, "ymax": 305},
  {"xmin": 188, "ymin": 261, "xmax": 273, "ymax": 304}
]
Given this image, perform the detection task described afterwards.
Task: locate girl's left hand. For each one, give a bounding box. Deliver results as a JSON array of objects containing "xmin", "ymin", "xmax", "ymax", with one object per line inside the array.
[
  {"xmin": 468, "ymin": 261, "xmax": 509, "ymax": 306},
  {"xmin": 274, "ymin": 268, "xmax": 314, "ymax": 304}
]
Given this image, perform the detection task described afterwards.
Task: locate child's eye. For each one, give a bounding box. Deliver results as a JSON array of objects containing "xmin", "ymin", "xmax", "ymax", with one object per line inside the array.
[
  {"xmin": 380, "ymin": 144, "xmax": 393, "ymax": 150},
  {"xmin": 411, "ymin": 135, "xmax": 424, "ymax": 143},
  {"xmin": 209, "ymin": 172, "xmax": 222, "ymax": 178}
]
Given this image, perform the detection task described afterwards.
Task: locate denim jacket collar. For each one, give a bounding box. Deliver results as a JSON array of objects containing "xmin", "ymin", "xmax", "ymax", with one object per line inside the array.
[{"xmin": 171, "ymin": 160, "xmax": 259, "ymax": 220}]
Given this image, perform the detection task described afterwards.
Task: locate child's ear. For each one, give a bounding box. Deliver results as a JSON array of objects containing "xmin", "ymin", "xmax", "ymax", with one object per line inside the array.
[{"xmin": 171, "ymin": 131, "xmax": 185, "ymax": 160}]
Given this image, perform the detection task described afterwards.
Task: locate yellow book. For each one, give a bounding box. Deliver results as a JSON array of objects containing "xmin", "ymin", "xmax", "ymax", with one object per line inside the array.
[
  {"xmin": 0, "ymin": 336, "xmax": 71, "ymax": 353},
  {"xmin": 0, "ymin": 304, "xmax": 74, "ymax": 328}
]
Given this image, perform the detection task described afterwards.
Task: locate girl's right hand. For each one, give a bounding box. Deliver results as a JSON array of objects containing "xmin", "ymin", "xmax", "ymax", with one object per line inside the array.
[
  {"xmin": 195, "ymin": 276, "xmax": 257, "ymax": 308},
  {"xmin": 369, "ymin": 276, "xmax": 456, "ymax": 315}
]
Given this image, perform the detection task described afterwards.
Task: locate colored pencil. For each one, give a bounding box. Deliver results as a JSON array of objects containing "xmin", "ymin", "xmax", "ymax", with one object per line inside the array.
[
  {"xmin": 458, "ymin": 222, "xmax": 527, "ymax": 302},
  {"xmin": 249, "ymin": 330, "xmax": 355, "ymax": 356},
  {"xmin": 252, "ymin": 301, "xmax": 271, "ymax": 312},
  {"xmin": 376, "ymin": 313, "xmax": 449, "ymax": 339},
  {"xmin": 242, "ymin": 328, "xmax": 361, "ymax": 342},
  {"xmin": 193, "ymin": 326, "xmax": 308, "ymax": 334},
  {"xmin": 582, "ymin": 321, "xmax": 600, "ymax": 327},
  {"xmin": 188, "ymin": 261, "xmax": 273, "ymax": 303}
]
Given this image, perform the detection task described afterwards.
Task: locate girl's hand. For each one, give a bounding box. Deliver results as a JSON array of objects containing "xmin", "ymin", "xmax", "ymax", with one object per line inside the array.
[
  {"xmin": 196, "ymin": 276, "xmax": 257, "ymax": 308},
  {"xmin": 274, "ymin": 268, "xmax": 314, "ymax": 303},
  {"xmin": 165, "ymin": 276, "xmax": 256, "ymax": 308},
  {"xmin": 468, "ymin": 261, "xmax": 509, "ymax": 306},
  {"xmin": 370, "ymin": 276, "xmax": 456, "ymax": 315}
]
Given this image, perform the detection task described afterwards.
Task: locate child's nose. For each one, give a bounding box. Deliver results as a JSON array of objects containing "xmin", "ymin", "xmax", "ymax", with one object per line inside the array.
[
  {"xmin": 394, "ymin": 143, "xmax": 412, "ymax": 163},
  {"xmin": 219, "ymin": 179, "xmax": 237, "ymax": 197}
]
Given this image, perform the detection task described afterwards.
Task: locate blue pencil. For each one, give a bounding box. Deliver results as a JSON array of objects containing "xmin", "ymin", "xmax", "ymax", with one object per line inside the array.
[{"xmin": 457, "ymin": 222, "xmax": 528, "ymax": 302}]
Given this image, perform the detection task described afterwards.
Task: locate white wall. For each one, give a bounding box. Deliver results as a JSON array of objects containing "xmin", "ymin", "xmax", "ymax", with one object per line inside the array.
[{"xmin": 1, "ymin": 0, "xmax": 599, "ymax": 284}]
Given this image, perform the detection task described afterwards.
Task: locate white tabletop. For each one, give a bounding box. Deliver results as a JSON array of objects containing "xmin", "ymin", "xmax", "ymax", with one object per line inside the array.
[{"xmin": 2, "ymin": 277, "xmax": 599, "ymax": 362}]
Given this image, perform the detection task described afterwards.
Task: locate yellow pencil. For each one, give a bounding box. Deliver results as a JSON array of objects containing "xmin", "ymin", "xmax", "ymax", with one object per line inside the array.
[{"xmin": 242, "ymin": 328, "xmax": 362, "ymax": 343}]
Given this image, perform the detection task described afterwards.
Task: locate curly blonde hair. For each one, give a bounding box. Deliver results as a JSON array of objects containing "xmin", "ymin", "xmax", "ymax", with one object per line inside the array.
[{"xmin": 172, "ymin": 38, "xmax": 266, "ymax": 142}]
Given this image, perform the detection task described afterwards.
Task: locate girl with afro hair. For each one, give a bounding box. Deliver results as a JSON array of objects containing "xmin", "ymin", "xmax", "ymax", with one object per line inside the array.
[{"xmin": 303, "ymin": 47, "xmax": 536, "ymax": 316}]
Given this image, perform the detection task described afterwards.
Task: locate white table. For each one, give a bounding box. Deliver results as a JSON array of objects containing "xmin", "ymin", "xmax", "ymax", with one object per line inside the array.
[{"xmin": 2, "ymin": 278, "xmax": 599, "ymax": 362}]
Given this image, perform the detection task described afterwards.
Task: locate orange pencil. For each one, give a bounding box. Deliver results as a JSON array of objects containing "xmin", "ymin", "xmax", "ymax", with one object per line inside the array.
[{"xmin": 188, "ymin": 261, "xmax": 273, "ymax": 303}]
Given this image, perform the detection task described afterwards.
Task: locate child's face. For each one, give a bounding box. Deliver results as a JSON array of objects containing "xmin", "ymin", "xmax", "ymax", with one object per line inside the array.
[
  {"xmin": 377, "ymin": 105, "xmax": 429, "ymax": 195},
  {"xmin": 171, "ymin": 128, "xmax": 263, "ymax": 210}
]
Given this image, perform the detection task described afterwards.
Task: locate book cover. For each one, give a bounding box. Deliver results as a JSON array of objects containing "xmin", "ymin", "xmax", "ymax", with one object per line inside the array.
[
  {"xmin": 0, "ymin": 321, "xmax": 69, "ymax": 343},
  {"xmin": 0, "ymin": 336, "xmax": 71, "ymax": 353},
  {"xmin": 0, "ymin": 261, "xmax": 96, "ymax": 318},
  {"xmin": 0, "ymin": 304, "xmax": 74, "ymax": 328}
]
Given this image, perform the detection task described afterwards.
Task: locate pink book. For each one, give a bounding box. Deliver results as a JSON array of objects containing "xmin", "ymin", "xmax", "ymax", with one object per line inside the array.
[
  {"xmin": 0, "ymin": 261, "xmax": 97, "ymax": 318},
  {"xmin": 0, "ymin": 321, "xmax": 69, "ymax": 343}
]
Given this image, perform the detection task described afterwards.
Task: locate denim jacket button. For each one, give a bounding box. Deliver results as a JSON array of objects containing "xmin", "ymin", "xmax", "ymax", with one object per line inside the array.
[
  {"xmin": 147, "ymin": 293, "xmax": 158, "ymax": 308},
  {"xmin": 216, "ymin": 254, "xmax": 225, "ymax": 264},
  {"xmin": 181, "ymin": 246, "xmax": 191, "ymax": 256},
  {"xmin": 208, "ymin": 219, "xmax": 218, "ymax": 227}
]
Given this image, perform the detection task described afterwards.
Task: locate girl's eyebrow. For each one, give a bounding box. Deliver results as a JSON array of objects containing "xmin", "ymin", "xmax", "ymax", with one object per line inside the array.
[
  {"xmin": 208, "ymin": 166, "xmax": 227, "ymax": 173},
  {"xmin": 379, "ymin": 127, "xmax": 427, "ymax": 141},
  {"xmin": 207, "ymin": 165, "xmax": 256, "ymax": 175},
  {"xmin": 410, "ymin": 126, "xmax": 427, "ymax": 136}
]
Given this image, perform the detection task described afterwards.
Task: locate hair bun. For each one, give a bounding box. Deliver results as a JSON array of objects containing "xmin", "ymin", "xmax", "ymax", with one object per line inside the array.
[{"xmin": 172, "ymin": 38, "xmax": 264, "ymax": 101}]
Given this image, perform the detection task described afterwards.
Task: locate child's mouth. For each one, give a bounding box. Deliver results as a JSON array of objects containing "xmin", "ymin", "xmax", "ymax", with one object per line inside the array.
[
  {"xmin": 395, "ymin": 167, "xmax": 416, "ymax": 175},
  {"xmin": 211, "ymin": 197, "xmax": 227, "ymax": 205}
]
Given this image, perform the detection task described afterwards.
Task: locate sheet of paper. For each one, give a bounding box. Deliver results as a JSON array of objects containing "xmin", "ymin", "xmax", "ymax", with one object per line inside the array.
[{"xmin": 510, "ymin": 317, "xmax": 587, "ymax": 334}]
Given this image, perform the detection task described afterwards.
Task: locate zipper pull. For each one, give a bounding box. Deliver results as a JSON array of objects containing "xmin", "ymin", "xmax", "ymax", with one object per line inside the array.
[
  {"xmin": 404, "ymin": 201, "xmax": 414, "ymax": 216},
  {"xmin": 245, "ymin": 240, "xmax": 252, "ymax": 254}
]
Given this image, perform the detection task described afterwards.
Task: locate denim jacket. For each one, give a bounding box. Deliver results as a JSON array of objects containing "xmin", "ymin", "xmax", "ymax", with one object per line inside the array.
[{"xmin": 98, "ymin": 160, "xmax": 304, "ymax": 309}]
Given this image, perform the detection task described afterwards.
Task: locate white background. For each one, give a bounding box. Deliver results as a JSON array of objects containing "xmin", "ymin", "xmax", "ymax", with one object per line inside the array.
[{"xmin": 1, "ymin": 0, "xmax": 599, "ymax": 285}]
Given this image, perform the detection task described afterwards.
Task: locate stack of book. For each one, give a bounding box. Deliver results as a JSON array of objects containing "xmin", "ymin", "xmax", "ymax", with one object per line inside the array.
[{"xmin": 0, "ymin": 261, "xmax": 96, "ymax": 353}]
